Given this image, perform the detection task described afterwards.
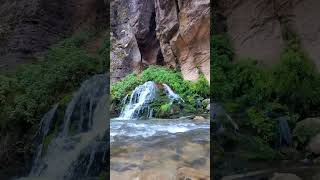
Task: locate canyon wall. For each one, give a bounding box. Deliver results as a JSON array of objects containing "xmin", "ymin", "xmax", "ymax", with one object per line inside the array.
[
  {"xmin": 0, "ymin": 0, "xmax": 108, "ymax": 71},
  {"xmin": 218, "ymin": 0, "xmax": 320, "ymax": 69},
  {"xmin": 110, "ymin": 0, "xmax": 210, "ymax": 82}
]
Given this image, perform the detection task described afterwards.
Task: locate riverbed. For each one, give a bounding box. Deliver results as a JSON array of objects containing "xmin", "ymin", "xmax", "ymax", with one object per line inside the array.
[{"xmin": 110, "ymin": 118, "xmax": 210, "ymax": 179}]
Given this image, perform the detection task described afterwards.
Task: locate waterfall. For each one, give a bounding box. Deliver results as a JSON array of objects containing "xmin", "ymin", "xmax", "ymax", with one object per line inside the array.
[
  {"xmin": 118, "ymin": 81, "xmax": 183, "ymax": 120},
  {"xmin": 119, "ymin": 81, "xmax": 157, "ymax": 119},
  {"xmin": 18, "ymin": 74, "xmax": 108, "ymax": 180},
  {"xmin": 162, "ymin": 83, "xmax": 184, "ymax": 103}
]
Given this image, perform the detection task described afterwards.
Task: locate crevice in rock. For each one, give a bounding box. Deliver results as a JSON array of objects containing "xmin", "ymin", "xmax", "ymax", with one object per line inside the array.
[
  {"xmin": 134, "ymin": 5, "xmax": 163, "ymax": 67},
  {"xmin": 175, "ymin": 0, "xmax": 180, "ymax": 14}
]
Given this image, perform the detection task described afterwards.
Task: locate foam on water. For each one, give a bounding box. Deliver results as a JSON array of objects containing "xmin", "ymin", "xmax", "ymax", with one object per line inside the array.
[{"xmin": 110, "ymin": 119, "xmax": 209, "ymax": 142}]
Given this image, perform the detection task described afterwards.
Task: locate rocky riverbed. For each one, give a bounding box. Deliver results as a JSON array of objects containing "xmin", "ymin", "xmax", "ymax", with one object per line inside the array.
[{"xmin": 110, "ymin": 118, "xmax": 210, "ymax": 179}]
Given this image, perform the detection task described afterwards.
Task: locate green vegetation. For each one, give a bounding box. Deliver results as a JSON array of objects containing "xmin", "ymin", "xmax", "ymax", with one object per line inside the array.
[
  {"xmin": 111, "ymin": 66, "xmax": 210, "ymax": 117},
  {"xmin": 0, "ymin": 31, "xmax": 106, "ymax": 136},
  {"xmin": 212, "ymin": 32, "xmax": 320, "ymax": 146}
]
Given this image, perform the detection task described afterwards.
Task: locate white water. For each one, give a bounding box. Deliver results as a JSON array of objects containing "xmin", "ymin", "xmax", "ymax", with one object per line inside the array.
[
  {"xmin": 163, "ymin": 83, "xmax": 184, "ymax": 103},
  {"xmin": 119, "ymin": 81, "xmax": 183, "ymax": 119},
  {"xmin": 119, "ymin": 81, "xmax": 157, "ymax": 119},
  {"xmin": 110, "ymin": 119, "xmax": 210, "ymax": 143},
  {"xmin": 111, "ymin": 81, "xmax": 208, "ymax": 143}
]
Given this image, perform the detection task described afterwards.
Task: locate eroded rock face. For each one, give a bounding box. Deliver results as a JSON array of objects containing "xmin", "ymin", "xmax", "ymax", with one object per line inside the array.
[
  {"xmin": 111, "ymin": 0, "xmax": 210, "ymax": 82},
  {"xmin": 110, "ymin": 0, "xmax": 162, "ymax": 83},
  {"xmin": 0, "ymin": 0, "xmax": 108, "ymax": 71},
  {"xmin": 155, "ymin": 0, "xmax": 210, "ymax": 81},
  {"xmin": 292, "ymin": 0, "xmax": 320, "ymax": 70},
  {"xmin": 219, "ymin": 0, "xmax": 320, "ymax": 69}
]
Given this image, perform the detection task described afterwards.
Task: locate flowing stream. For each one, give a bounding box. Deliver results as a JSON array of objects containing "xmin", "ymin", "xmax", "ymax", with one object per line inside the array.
[{"xmin": 110, "ymin": 81, "xmax": 210, "ymax": 179}]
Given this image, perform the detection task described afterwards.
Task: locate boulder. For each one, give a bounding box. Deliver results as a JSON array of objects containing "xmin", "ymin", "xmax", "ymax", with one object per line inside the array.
[
  {"xmin": 193, "ymin": 116, "xmax": 206, "ymax": 121},
  {"xmin": 293, "ymin": 117, "xmax": 320, "ymax": 145},
  {"xmin": 309, "ymin": 133, "xmax": 320, "ymax": 155}
]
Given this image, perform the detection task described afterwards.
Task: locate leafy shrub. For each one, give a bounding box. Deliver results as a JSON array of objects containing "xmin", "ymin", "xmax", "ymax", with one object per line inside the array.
[
  {"xmin": 211, "ymin": 33, "xmax": 320, "ymax": 146},
  {"xmin": 111, "ymin": 66, "xmax": 210, "ymax": 115},
  {"xmin": 246, "ymin": 107, "xmax": 275, "ymax": 143},
  {"xmin": 0, "ymin": 31, "xmax": 101, "ymax": 133},
  {"xmin": 191, "ymin": 74, "xmax": 210, "ymax": 98},
  {"xmin": 111, "ymin": 74, "xmax": 142, "ymax": 101},
  {"xmin": 273, "ymin": 46, "xmax": 320, "ymax": 115}
]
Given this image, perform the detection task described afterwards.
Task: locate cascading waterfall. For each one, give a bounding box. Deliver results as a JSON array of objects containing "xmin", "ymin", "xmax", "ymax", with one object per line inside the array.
[
  {"xmin": 118, "ymin": 81, "xmax": 183, "ymax": 119},
  {"xmin": 18, "ymin": 74, "xmax": 108, "ymax": 180},
  {"xmin": 163, "ymin": 83, "xmax": 184, "ymax": 103},
  {"xmin": 119, "ymin": 81, "xmax": 157, "ymax": 119}
]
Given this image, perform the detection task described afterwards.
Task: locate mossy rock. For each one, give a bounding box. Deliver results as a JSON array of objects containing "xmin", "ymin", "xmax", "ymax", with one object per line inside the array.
[{"xmin": 293, "ymin": 117, "xmax": 320, "ymax": 147}]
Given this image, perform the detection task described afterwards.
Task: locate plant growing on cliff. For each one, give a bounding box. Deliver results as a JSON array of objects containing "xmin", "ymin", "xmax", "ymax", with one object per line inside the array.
[
  {"xmin": 211, "ymin": 31, "xmax": 320, "ymax": 147},
  {"xmin": 0, "ymin": 31, "xmax": 101, "ymax": 132},
  {"xmin": 111, "ymin": 66, "xmax": 210, "ymax": 116}
]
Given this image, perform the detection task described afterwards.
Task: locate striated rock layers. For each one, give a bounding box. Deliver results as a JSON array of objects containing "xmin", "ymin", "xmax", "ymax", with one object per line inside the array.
[
  {"xmin": 0, "ymin": 0, "xmax": 108, "ymax": 71},
  {"xmin": 217, "ymin": 0, "xmax": 320, "ymax": 69},
  {"xmin": 110, "ymin": 0, "xmax": 210, "ymax": 82}
]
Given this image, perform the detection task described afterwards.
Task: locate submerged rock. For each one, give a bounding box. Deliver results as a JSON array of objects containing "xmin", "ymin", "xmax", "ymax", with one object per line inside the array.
[{"xmin": 176, "ymin": 167, "xmax": 209, "ymax": 180}]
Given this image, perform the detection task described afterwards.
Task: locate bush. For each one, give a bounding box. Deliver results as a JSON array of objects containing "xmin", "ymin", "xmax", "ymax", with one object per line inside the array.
[
  {"xmin": 0, "ymin": 31, "xmax": 101, "ymax": 133},
  {"xmin": 111, "ymin": 74, "xmax": 142, "ymax": 101},
  {"xmin": 273, "ymin": 46, "xmax": 320, "ymax": 115},
  {"xmin": 111, "ymin": 66, "xmax": 210, "ymax": 115},
  {"xmin": 211, "ymin": 33, "xmax": 320, "ymax": 146},
  {"xmin": 246, "ymin": 107, "xmax": 275, "ymax": 143}
]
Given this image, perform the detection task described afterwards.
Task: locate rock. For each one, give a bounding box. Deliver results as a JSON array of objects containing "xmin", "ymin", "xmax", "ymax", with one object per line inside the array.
[
  {"xmin": 0, "ymin": 0, "xmax": 108, "ymax": 72},
  {"xmin": 110, "ymin": 0, "xmax": 162, "ymax": 83},
  {"xmin": 176, "ymin": 167, "xmax": 209, "ymax": 180},
  {"xmin": 293, "ymin": 117, "xmax": 320, "ymax": 145},
  {"xmin": 155, "ymin": 0, "xmax": 210, "ymax": 82},
  {"xmin": 270, "ymin": 173, "xmax": 302, "ymax": 180},
  {"xmin": 218, "ymin": 0, "xmax": 320, "ymax": 70},
  {"xmin": 193, "ymin": 116, "xmax": 206, "ymax": 121},
  {"xmin": 309, "ymin": 134, "xmax": 320, "ymax": 155},
  {"xmin": 110, "ymin": 0, "xmax": 210, "ymax": 83}
]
